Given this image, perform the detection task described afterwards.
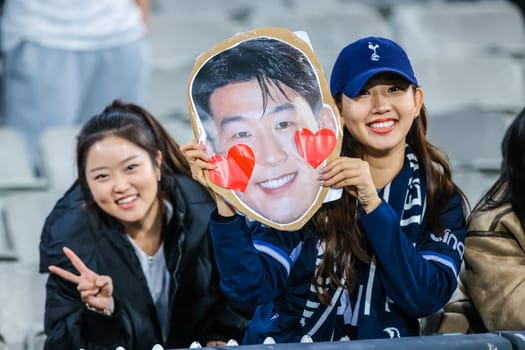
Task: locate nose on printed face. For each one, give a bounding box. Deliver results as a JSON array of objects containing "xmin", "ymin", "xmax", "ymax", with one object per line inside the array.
[{"xmin": 254, "ymin": 134, "xmax": 288, "ymax": 166}]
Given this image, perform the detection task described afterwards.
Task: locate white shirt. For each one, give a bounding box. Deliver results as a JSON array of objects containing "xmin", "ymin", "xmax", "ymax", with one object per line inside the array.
[
  {"xmin": 128, "ymin": 237, "xmax": 171, "ymax": 341},
  {"xmin": 1, "ymin": 0, "xmax": 146, "ymax": 51}
]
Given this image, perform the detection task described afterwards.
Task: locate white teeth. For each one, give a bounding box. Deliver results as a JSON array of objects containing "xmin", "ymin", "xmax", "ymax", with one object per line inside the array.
[
  {"xmin": 117, "ymin": 195, "xmax": 137, "ymax": 204},
  {"xmin": 370, "ymin": 120, "xmax": 394, "ymax": 129},
  {"xmin": 259, "ymin": 173, "xmax": 295, "ymax": 189}
]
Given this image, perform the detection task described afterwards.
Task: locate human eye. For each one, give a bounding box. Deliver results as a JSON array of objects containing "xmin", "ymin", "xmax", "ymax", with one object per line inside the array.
[
  {"xmin": 93, "ymin": 172, "xmax": 108, "ymax": 181},
  {"xmin": 223, "ymin": 123, "xmax": 253, "ymax": 141},
  {"xmin": 232, "ymin": 130, "xmax": 252, "ymax": 139},
  {"xmin": 356, "ymin": 89, "xmax": 370, "ymax": 97},
  {"xmin": 388, "ymin": 85, "xmax": 406, "ymax": 94},
  {"xmin": 275, "ymin": 120, "xmax": 295, "ymax": 130},
  {"xmin": 126, "ymin": 163, "xmax": 139, "ymax": 172},
  {"xmin": 389, "ymin": 85, "xmax": 401, "ymax": 92}
]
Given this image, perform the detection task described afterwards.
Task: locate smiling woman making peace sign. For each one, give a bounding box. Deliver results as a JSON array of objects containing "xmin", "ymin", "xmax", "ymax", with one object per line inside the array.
[{"xmin": 39, "ymin": 101, "xmax": 248, "ymax": 350}]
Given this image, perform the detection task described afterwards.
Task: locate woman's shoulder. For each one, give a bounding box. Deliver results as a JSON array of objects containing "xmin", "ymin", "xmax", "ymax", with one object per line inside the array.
[
  {"xmin": 433, "ymin": 187, "xmax": 466, "ymax": 222},
  {"xmin": 39, "ymin": 183, "xmax": 99, "ymax": 271},
  {"xmin": 166, "ymin": 174, "xmax": 215, "ymax": 242},
  {"xmin": 170, "ymin": 173, "xmax": 213, "ymax": 204},
  {"xmin": 168, "ymin": 173, "xmax": 214, "ymax": 220},
  {"xmin": 44, "ymin": 183, "xmax": 90, "ymax": 232},
  {"xmin": 467, "ymin": 203, "xmax": 517, "ymax": 234}
]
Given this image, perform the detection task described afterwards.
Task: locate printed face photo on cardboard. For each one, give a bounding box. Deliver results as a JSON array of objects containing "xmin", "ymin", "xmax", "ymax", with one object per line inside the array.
[{"xmin": 189, "ymin": 28, "xmax": 342, "ymax": 230}]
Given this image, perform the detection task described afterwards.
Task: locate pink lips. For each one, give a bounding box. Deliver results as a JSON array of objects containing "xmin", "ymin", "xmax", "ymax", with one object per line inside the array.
[
  {"xmin": 115, "ymin": 194, "xmax": 138, "ymax": 209},
  {"xmin": 368, "ymin": 118, "xmax": 396, "ymax": 134}
]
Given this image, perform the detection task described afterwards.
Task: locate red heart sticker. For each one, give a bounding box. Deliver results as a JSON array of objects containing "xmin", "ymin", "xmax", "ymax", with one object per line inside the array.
[
  {"xmin": 208, "ymin": 144, "xmax": 255, "ymax": 193},
  {"xmin": 295, "ymin": 128, "xmax": 337, "ymax": 169}
]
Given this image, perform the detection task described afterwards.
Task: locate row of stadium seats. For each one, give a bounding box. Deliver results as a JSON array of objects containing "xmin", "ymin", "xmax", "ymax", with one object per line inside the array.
[{"xmin": 146, "ymin": 0, "xmax": 525, "ymax": 120}]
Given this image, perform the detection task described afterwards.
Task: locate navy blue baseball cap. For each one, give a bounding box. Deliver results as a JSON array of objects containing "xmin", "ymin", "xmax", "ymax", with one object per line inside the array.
[{"xmin": 330, "ymin": 36, "xmax": 419, "ymax": 98}]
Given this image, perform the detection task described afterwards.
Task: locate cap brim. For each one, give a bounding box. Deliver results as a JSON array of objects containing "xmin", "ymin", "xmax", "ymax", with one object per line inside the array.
[{"xmin": 341, "ymin": 68, "xmax": 418, "ymax": 98}]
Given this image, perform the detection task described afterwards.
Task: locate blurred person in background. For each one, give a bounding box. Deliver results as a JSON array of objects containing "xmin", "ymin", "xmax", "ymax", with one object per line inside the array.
[
  {"xmin": 438, "ymin": 107, "xmax": 525, "ymax": 333},
  {"xmin": 1, "ymin": 0, "xmax": 151, "ymax": 172}
]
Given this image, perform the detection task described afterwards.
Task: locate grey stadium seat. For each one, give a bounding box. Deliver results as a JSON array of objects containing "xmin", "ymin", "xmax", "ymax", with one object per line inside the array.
[
  {"xmin": 38, "ymin": 126, "xmax": 79, "ymax": 195},
  {"xmin": 390, "ymin": 1, "xmax": 525, "ymax": 60},
  {"xmin": 413, "ymin": 56, "xmax": 524, "ymax": 117},
  {"xmin": 0, "ymin": 127, "xmax": 46, "ymax": 194},
  {"xmin": 0, "ymin": 262, "xmax": 47, "ymax": 350},
  {"xmin": 248, "ymin": 4, "xmax": 393, "ymax": 79},
  {"xmin": 2, "ymin": 191, "xmax": 57, "ymax": 265}
]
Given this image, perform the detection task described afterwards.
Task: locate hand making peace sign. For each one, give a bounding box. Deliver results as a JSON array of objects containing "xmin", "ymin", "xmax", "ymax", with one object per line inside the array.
[{"xmin": 48, "ymin": 247, "xmax": 115, "ymax": 316}]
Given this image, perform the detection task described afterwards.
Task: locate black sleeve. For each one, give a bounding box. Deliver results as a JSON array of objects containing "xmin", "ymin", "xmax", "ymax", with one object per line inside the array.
[
  {"xmin": 190, "ymin": 231, "xmax": 251, "ymax": 345},
  {"xmin": 40, "ymin": 187, "xmax": 131, "ymax": 349},
  {"xmin": 169, "ymin": 175, "xmax": 251, "ymax": 346},
  {"xmin": 44, "ymin": 273, "xmax": 130, "ymax": 349}
]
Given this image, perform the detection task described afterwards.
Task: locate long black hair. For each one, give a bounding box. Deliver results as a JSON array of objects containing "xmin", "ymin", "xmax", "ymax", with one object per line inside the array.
[
  {"xmin": 314, "ymin": 91, "xmax": 469, "ymax": 305},
  {"xmin": 470, "ymin": 107, "xmax": 525, "ymax": 230},
  {"xmin": 76, "ymin": 100, "xmax": 191, "ymax": 208}
]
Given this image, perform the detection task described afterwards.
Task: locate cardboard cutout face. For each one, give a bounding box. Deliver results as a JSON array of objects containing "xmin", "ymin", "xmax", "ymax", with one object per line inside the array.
[{"xmin": 188, "ymin": 28, "xmax": 343, "ymax": 231}]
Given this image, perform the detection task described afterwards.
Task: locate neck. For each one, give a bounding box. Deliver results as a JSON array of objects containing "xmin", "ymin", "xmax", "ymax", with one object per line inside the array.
[
  {"xmin": 125, "ymin": 199, "xmax": 163, "ymax": 256},
  {"xmin": 365, "ymin": 146, "xmax": 406, "ymax": 189}
]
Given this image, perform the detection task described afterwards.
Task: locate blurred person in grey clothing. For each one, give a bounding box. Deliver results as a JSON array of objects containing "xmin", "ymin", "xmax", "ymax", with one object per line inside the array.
[{"xmin": 1, "ymin": 0, "xmax": 151, "ymax": 172}]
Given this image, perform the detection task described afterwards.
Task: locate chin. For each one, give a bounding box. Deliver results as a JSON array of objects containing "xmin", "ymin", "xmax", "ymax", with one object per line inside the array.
[
  {"xmin": 269, "ymin": 211, "xmax": 303, "ymax": 225},
  {"xmin": 118, "ymin": 214, "xmax": 144, "ymax": 224}
]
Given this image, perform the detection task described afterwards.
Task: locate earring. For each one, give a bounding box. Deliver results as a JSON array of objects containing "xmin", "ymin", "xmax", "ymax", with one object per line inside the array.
[{"xmin": 157, "ymin": 174, "xmax": 161, "ymax": 182}]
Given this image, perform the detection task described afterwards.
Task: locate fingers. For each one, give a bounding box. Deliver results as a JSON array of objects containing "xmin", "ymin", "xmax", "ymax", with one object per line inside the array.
[
  {"xmin": 84, "ymin": 279, "xmax": 115, "ymax": 314},
  {"xmin": 49, "ymin": 247, "xmax": 99, "ymax": 287},
  {"xmin": 79, "ymin": 275, "xmax": 114, "ymax": 315},
  {"xmin": 77, "ymin": 275, "xmax": 113, "ymax": 294},
  {"xmin": 95, "ymin": 275, "xmax": 114, "ymax": 296},
  {"xmin": 63, "ymin": 247, "xmax": 94, "ymax": 277},
  {"xmin": 181, "ymin": 141, "xmax": 217, "ymax": 183},
  {"xmin": 85, "ymin": 295, "xmax": 115, "ymax": 316},
  {"xmin": 179, "ymin": 139, "xmax": 202, "ymax": 152},
  {"xmin": 319, "ymin": 167, "xmax": 352, "ymax": 188},
  {"xmin": 193, "ymin": 158, "xmax": 216, "ymax": 171},
  {"xmin": 48, "ymin": 265, "xmax": 81, "ymax": 284},
  {"xmin": 49, "ymin": 248, "xmax": 115, "ymax": 314},
  {"xmin": 79, "ymin": 275, "xmax": 114, "ymax": 316},
  {"xmin": 79, "ymin": 286, "xmax": 101, "ymax": 301},
  {"xmin": 187, "ymin": 151, "xmax": 214, "ymax": 170},
  {"xmin": 180, "ymin": 141, "xmax": 208, "ymax": 161},
  {"xmin": 318, "ymin": 157, "xmax": 381, "ymax": 213},
  {"xmin": 319, "ymin": 157, "xmax": 363, "ymax": 188}
]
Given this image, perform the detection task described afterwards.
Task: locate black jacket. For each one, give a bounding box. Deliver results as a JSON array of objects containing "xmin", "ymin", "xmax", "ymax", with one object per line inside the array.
[{"xmin": 39, "ymin": 174, "xmax": 248, "ymax": 349}]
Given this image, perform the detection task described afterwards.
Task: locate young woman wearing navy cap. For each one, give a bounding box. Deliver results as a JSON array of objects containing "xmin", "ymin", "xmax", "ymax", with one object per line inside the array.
[{"xmin": 183, "ymin": 36, "xmax": 467, "ymax": 343}]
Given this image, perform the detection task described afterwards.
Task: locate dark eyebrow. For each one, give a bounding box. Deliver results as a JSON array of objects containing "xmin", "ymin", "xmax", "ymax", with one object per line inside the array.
[
  {"xmin": 89, "ymin": 155, "xmax": 141, "ymax": 173},
  {"xmin": 219, "ymin": 102, "xmax": 296, "ymax": 128},
  {"xmin": 269, "ymin": 102, "xmax": 295, "ymax": 115},
  {"xmin": 220, "ymin": 115, "xmax": 244, "ymax": 129}
]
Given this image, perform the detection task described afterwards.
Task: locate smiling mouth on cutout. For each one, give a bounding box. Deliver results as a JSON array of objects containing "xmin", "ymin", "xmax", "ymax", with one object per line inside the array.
[{"xmin": 257, "ymin": 172, "xmax": 297, "ymax": 194}]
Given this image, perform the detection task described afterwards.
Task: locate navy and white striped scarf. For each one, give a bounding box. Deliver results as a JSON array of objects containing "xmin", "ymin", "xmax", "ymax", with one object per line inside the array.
[
  {"xmin": 380, "ymin": 145, "xmax": 426, "ymax": 240},
  {"xmin": 299, "ymin": 145, "xmax": 425, "ymax": 340}
]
